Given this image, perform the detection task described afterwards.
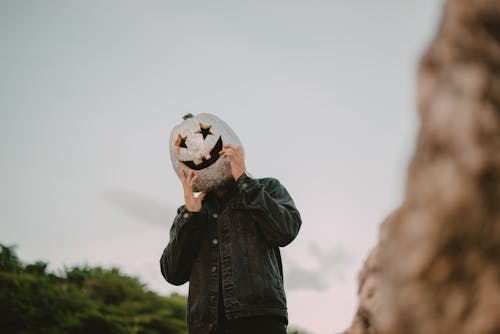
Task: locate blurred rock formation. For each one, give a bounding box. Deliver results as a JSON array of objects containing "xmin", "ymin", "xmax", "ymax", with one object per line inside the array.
[{"xmin": 346, "ymin": 0, "xmax": 500, "ymax": 333}]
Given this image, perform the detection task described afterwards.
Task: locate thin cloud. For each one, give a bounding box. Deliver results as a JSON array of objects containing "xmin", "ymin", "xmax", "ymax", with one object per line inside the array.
[
  {"xmin": 307, "ymin": 243, "xmax": 351, "ymax": 278},
  {"xmin": 286, "ymin": 264, "xmax": 329, "ymax": 291},
  {"xmin": 103, "ymin": 190, "xmax": 178, "ymax": 227},
  {"xmin": 285, "ymin": 243, "xmax": 351, "ymax": 291}
]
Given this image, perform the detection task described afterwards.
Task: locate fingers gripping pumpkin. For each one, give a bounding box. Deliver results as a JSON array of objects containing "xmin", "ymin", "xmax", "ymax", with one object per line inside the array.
[{"xmin": 169, "ymin": 113, "xmax": 243, "ymax": 192}]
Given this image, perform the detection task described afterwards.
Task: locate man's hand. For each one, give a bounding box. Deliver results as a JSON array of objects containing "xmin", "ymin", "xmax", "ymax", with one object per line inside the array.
[
  {"xmin": 180, "ymin": 170, "xmax": 206, "ymax": 212},
  {"xmin": 220, "ymin": 144, "xmax": 246, "ymax": 181}
]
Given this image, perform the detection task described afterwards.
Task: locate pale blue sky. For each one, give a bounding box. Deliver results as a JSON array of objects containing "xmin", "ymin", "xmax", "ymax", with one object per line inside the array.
[{"xmin": 0, "ymin": 1, "xmax": 444, "ymax": 333}]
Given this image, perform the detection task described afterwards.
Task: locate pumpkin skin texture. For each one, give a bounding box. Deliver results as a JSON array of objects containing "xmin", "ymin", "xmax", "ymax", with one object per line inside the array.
[{"xmin": 169, "ymin": 113, "xmax": 242, "ymax": 192}]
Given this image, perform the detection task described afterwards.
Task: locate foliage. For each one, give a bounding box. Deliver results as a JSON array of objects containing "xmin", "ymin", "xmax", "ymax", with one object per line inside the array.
[
  {"xmin": 0, "ymin": 244, "xmax": 187, "ymax": 334},
  {"xmin": 288, "ymin": 327, "xmax": 313, "ymax": 334}
]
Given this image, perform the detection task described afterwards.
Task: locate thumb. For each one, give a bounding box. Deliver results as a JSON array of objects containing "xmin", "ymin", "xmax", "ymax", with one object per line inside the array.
[{"xmin": 197, "ymin": 192, "xmax": 207, "ymax": 201}]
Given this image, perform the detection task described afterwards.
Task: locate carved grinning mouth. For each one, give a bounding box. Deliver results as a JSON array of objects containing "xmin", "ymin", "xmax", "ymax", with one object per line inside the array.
[{"xmin": 180, "ymin": 137, "xmax": 223, "ymax": 170}]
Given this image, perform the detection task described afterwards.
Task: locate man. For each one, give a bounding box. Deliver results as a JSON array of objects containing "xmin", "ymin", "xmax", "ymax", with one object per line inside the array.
[{"xmin": 160, "ymin": 142, "xmax": 301, "ymax": 334}]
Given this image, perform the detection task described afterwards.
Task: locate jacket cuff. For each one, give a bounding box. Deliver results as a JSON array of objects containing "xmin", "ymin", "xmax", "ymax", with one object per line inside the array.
[{"xmin": 236, "ymin": 173, "xmax": 258, "ymax": 193}]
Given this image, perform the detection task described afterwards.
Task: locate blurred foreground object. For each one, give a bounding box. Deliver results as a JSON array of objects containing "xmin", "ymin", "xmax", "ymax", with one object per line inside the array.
[{"xmin": 346, "ymin": 0, "xmax": 500, "ymax": 333}]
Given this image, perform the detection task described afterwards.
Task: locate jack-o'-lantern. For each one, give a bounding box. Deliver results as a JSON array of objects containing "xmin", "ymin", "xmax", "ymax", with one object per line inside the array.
[{"xmin": 169, "ymin": 113, "xmax": 242, "ymax": 192}]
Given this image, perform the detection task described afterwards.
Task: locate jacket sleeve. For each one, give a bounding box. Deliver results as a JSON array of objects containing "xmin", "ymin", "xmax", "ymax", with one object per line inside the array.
[
  {"xmin": 236, "ymin": 174, "xmax": 302, "ymax": 247},
  {"xmin": 160, "ymin": 206, "xmax": 205, "ymax": 285}
]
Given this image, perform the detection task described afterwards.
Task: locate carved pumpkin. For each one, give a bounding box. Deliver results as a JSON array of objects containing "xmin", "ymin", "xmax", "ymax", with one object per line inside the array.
[{"xmin": 169, "ymin": 113, "xmax": 242, "ymax": 192}]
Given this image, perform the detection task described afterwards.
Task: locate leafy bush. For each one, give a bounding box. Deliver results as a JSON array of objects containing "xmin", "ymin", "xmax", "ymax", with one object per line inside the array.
[{"xmin": 0, "ymin": 244, "xmax": 187, "ymax": 334}]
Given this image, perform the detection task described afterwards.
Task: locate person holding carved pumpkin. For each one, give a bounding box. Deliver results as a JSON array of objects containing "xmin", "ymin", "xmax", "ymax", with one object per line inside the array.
[{"xmin": 160, "ymin": 114, "xmax": 301, "ymax": 334}]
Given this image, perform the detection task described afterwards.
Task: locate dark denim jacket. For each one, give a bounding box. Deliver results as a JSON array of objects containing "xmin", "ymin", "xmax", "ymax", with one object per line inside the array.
[{"xmin": 160, "ymin": 174, "xmax": 301, "ymax": 334}]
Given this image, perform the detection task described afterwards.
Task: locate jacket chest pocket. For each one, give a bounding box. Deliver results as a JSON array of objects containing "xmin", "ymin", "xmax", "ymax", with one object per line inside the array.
[{"xmin": 228, "ymin": 211, "xmax": 262, "ymax": 255}]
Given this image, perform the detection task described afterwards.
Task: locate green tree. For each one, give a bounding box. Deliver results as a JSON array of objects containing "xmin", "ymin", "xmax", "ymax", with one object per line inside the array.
[{"xmin": 0, "ymin": 244, "xmax": 187, "ymax": 334}]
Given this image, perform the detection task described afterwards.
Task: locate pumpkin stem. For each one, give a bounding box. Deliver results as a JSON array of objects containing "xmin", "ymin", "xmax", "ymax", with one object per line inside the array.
[{"xmin": 182, "ymin": 113, "xmax": 194, "ymax": 120}]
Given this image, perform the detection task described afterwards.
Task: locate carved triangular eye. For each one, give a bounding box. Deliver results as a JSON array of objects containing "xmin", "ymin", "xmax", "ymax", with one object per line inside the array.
[
  {"xmin": 176, "ymin": 134, "xmax": 188, "ymax": 148},
  {"xmin": 196, "ymin": 123, "xmax": 213, "ymax": 139}
]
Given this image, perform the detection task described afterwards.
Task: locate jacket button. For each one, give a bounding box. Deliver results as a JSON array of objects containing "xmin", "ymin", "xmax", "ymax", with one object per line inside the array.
[
  {"xmin": 211, "ymin": 266, "xmax": 217, "ymax": 273},
  {"xmin": 241, "ymin": 183, "xmax": 248, "ymax": 190},
  {"xmin": 212, "ymin": 213, "xmax": 218, "ymax": 219},
  {"xmin": 212, "ymin": 239, "xmax": 219, "ymax": 246},
  {"xmin": 183, "ymin": 212, "xmax": 190, "ymax": 219}
]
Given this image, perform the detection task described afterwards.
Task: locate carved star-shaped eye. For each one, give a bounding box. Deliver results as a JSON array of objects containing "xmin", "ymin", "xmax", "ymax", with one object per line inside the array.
[
  {"xmin": 196, "ymin": 123, "xmax": 213, "ymax": 139},
  {"xmin": 176, "ymin": 134, "xmax": 188, "ymax": 148}
]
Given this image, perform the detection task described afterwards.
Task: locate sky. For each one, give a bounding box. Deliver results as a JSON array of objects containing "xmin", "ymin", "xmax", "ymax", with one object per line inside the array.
[{"xmin": 0, "ymin": 1, "xmax": 445, "ymax": 333}]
